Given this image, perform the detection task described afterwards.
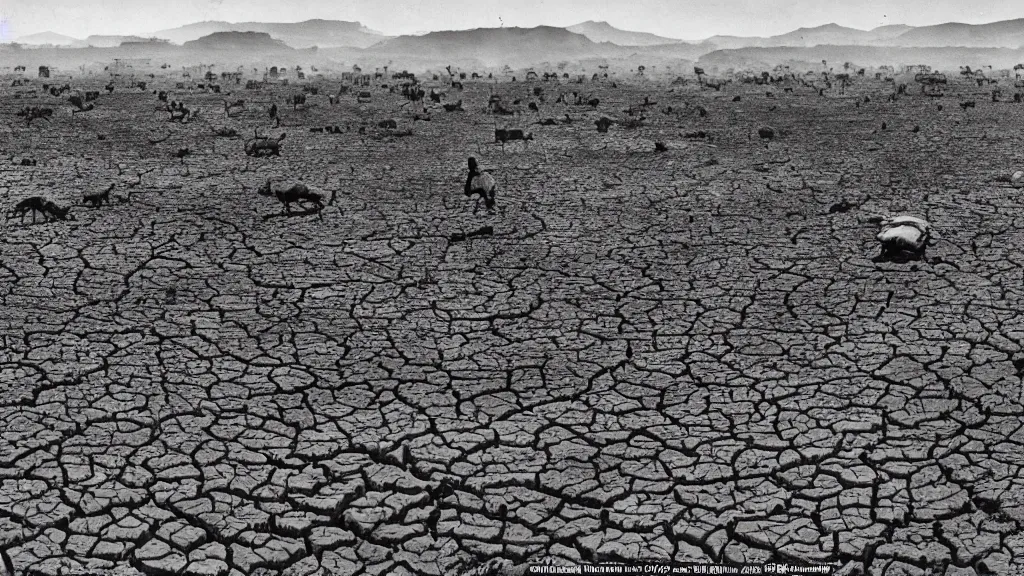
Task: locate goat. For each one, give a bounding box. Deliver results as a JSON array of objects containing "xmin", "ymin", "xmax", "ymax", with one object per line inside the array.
[
  {"xmin": 17, "ymin": 107, "xmax": 53, "ymax": 125},
  {"xmin": 244, "ymin": 130, "xmax": 286, "ymax": 157},
  {"xmin": 464, "ymin": 157, "xmax": 497, "ymax": 213},
  {"xmin": 223, "ymin": 99, "xmax": 245, "ymax": 115},
  {"xmin": 257, "ymin": 179, "xmax": 324, "ymax": 216},
  {"xmin": 7, "ymin": 197, "xmax": 73, "ymax": 223},
  {"xmin": 83, "ymin": 183, "xmax": 114, "ymax": 207},
  {"xmin": 168, "ymin": 101, "xmax": 190, "ymax": 123},
  {"xmin": 69, "ymin": 95, "xmax": 95, "ymax": 115},
  {"xmin": 494, "ymin": 128, "xmax": 533, "ymax": 150}
]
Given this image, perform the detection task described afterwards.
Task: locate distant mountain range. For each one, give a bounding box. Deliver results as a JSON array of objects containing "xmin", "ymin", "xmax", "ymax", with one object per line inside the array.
[
  {"xmin": 9, "ymin": 17, "xmax": 1024, "ymax": 70},
  {"xmin": 567, "ymin": 21, "xmax": 681, "ymax": 46},
  {"xmin": 182, "ymin": 32, "xmax": 293, "ymax": 52},
  {"xmin": 703, "ymin": 24, "xmax": 915, "ymax": 50},
  {"xmin": 365, "ymin": 26, "xmax": 623, "ymax": 68},
  {"xmin": 152, "ymin": 19, "xmax": 388, "ymax": 49},
  {"xmin": 891, "ymin": 18, "xmax": 1024, "ymax": 48},
  {"xmin": 13, "ymin": 31, "xmax": 81, "ymax": 46}
]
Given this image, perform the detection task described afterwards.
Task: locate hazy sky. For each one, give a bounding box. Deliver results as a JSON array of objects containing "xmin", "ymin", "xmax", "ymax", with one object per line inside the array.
[{"xmin": 0, "ymin": 0, "xmax": 1020, "ymax": 41}]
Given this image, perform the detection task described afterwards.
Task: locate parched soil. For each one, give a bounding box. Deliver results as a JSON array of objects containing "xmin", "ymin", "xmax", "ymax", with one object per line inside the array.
[{"xmin": 0, "ymin": 75, "xmax": 1022, "ymax": 576}]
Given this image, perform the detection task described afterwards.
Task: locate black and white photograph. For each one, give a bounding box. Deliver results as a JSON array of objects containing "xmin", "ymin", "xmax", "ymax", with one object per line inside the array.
[{"xmin": 0, "ymin": 1, "xmax": 1023, "ymax": 575}]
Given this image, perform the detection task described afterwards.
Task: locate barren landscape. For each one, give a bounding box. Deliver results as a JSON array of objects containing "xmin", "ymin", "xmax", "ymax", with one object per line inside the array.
[{"xmin": 1, "ymin": 65, "xmax": 1023, "ymax": 576}]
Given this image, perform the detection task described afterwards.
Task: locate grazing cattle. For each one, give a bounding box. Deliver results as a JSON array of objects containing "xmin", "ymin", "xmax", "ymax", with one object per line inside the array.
[
  {"xmin": 244, "ymin": 131, "xmax": 286, "ymax": 157},
  {"xmin": 69, "ymin": 95, "xmax": 95, "ymax": 115},
  {"xmin": 443, "ymin": 100, "xmax": 464, "ymax": 112},
  {"xmin": 223, "ymin": 99, "xmax": 245, "ymax": 115},
  {"xmin": 494, "ymin": 128, "xmax": 533, "ymax": 150},
  {"xmin": 377, "ymin": 119, "xmax": 398, "ymax": 130},
  {"xmin": 257, "ymin": 179, "xmax": 325, "ymax": 216},
  {"xmin": 17, "ymin": 107, "xmax": 53, "ymax": 125},
  {"xmin": 595, "ymin": 117, "xmax": 613, "ymax": 133}
]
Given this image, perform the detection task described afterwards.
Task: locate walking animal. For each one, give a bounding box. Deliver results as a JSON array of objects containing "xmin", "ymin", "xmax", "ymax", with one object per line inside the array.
[
  {"xmin": 244, "ymin": 130, "xmax": 286, "ymax": 157},
  {"xmin": 494, "ymin": 128, "xmax": 533, "ymax": 150},
  {"xmin": 82, "ymin": 184, "xmax": 114, "ymax": 207},
  {"xmin": 7, "ymin": 197, "xmax": 73, "ymax": 223},
  {"xmin": 464, "ymin": 157, "xmax": 497, "ymax": 213},
  {"xmin": 256, "ymin": 179, "xmax": 325, "ymax": 216},
  {"xmin": 69, "ymin": 95, "xmax": 95, "ymax": 115}
]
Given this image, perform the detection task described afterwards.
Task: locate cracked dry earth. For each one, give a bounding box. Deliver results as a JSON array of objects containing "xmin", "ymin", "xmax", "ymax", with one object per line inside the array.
[{"xmin": 1, "ymin": 79, "xmax": 1024, "ymax": 576}]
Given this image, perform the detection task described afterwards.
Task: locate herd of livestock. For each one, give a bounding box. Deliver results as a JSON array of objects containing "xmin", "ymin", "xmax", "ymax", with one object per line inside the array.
[{"xmin": 5, "ymin": 60, "xmax": 1014, "ymax": 261}]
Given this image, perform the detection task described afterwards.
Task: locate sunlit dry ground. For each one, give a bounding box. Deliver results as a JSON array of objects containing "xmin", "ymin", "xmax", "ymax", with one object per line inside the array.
[{"xmin": 0, "ymin": 74, "xmax": 1022, "ymax": 576}]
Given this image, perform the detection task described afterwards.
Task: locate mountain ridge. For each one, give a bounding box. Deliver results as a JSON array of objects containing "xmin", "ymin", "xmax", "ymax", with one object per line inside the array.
[
  {"xmin": 566, "ymin": 20, "xmax": 681, "ymax": 46},
  {"xmin": 151, "ymin": 19, "xmax": 388, "ymax": 48},
  {"xmin": 11, "ymin": 17, "xmax": 1024, "ymax": 71}
]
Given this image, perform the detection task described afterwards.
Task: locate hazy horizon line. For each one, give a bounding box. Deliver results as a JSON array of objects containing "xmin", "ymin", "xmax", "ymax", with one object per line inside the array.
[{"xmin": 5, "ymin": 16, "xmax": 938, "ymax": 44}]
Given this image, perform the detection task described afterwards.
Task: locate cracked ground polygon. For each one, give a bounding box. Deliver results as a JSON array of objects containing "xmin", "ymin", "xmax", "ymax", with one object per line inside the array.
[{"xmin": 0, "ymin": 76, "xmax": 1022, "ymax": 576}]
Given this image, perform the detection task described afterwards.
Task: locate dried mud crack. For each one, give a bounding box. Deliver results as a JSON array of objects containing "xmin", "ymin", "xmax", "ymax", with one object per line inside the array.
[{"xmin": 0, "ymin": 76, "xmax": 1023, "ymax": 576}]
